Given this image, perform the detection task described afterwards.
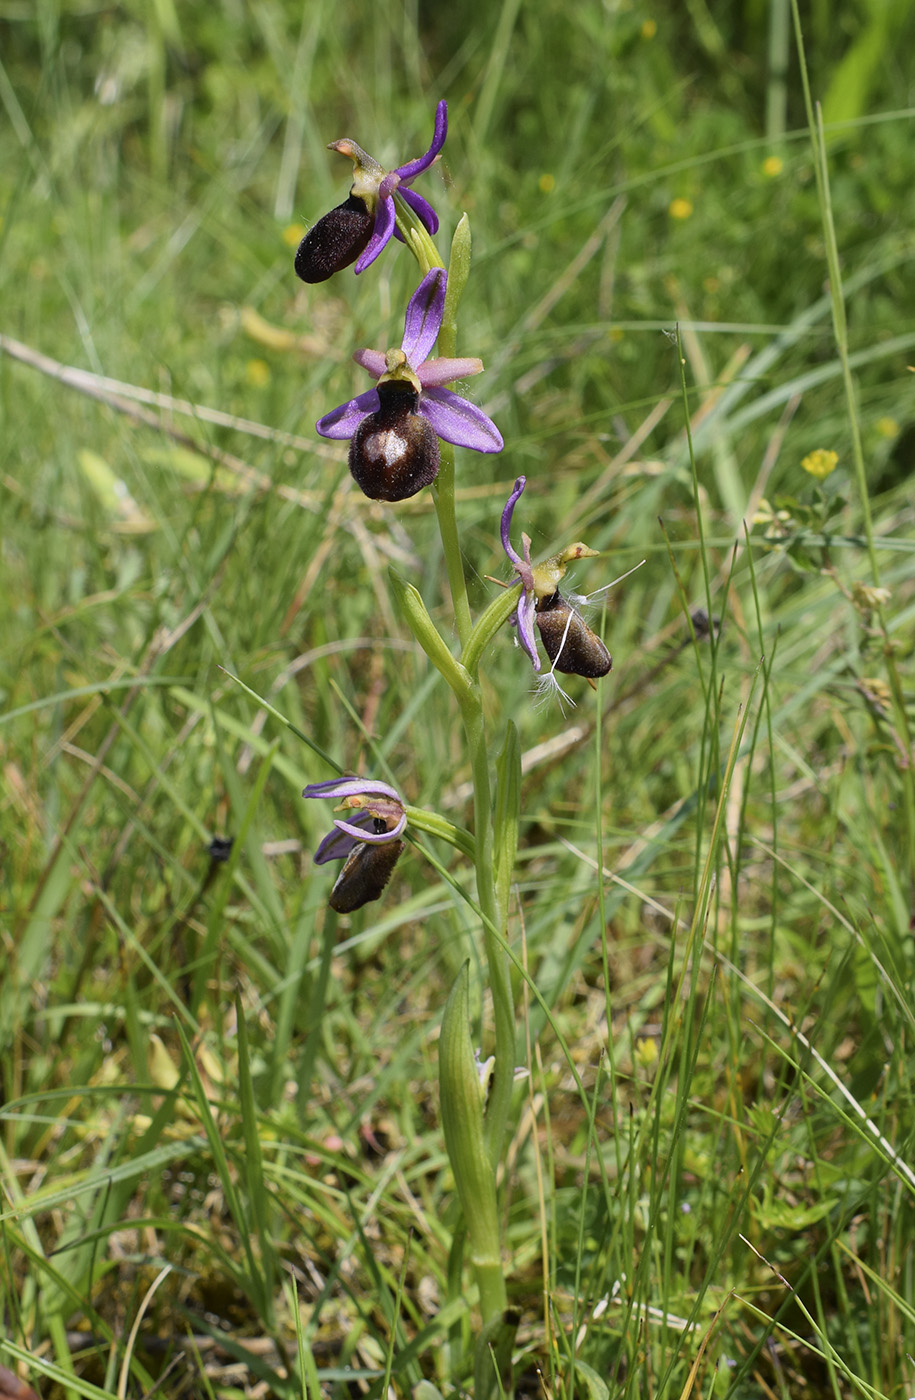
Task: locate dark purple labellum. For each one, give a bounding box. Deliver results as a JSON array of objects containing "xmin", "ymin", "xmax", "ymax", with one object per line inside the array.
[
  {"xmin": 329, "ymin": 834, "xmax": 406, "ymax": 913},
  {"xmin": 294, "ymin": 195, "xmax": 374, "ymax": 284},
  {"xmin": 535, "ymin": 591, "xmax": 612, "ymax": 678},
  {"xmin": 349, "ymin": 381, "xmax": 440, "ymax": 501}
]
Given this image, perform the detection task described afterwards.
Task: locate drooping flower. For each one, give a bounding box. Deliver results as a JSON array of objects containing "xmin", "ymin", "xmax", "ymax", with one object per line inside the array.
[
  {"xmin": 316, "ymin": 268, "xmax": 503, "ymax": 501},
  {"xmin": 294, "ymin": 101, "xmax": 447, "ymax": 283},
  {"xmin": 303, "ymin": 777, "xmax": 406, "ymax": 913},
  {"xmin": 500, "ymin": 475, "xmax": 613, "ymax": 689}
]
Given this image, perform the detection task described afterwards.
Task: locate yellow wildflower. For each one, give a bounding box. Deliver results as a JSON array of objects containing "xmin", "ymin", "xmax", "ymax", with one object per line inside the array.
[
  {"xmin": 762, "ymin": 156, "xmax": 783, "ymax": 178},
  {"xmin": 669, "ymin": 197, "xmax": 693, "ymax": 220},
  {"xmin": 245, "ymin": 358, "xmax": 271, "ymax": 387},
  {"xmin": 801, "ymin": 448, "xmax": 838, "ymax": 480}
]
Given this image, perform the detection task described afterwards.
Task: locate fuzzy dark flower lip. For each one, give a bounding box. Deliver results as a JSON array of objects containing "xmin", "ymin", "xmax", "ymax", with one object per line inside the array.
[
  {"xmin": 303, "ymin": 777, "xmax": 407, "ymax": 913},
  {"xmin": 500, "ymin": 475, "xmax": 613, "ymax": 686},
  {"xmin": 316, "ymin": 268, "xmax": 503, "ymax": 455},
  {"xmin": 294, "ymin": 101, "xmax": 447, "ymax": 282}
]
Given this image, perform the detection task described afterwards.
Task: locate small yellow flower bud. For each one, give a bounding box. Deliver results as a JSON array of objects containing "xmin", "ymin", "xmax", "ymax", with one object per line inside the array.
[
  {"xmin": 801, "ymin": 448, "xmax": 838, "ymax": 479},
  {"xmin": 669, "ymin": 197, "xmax": 693, "ymax": 220}
]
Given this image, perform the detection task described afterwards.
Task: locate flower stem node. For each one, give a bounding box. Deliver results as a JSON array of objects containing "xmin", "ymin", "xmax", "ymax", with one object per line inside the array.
[
  {"xmin": 303, "ymin": 777, "xmax": 406, "ymax": 913},
  {"xmin": 500, "ymin": 476, "xmax": 612, "ymax": 680},
  {"xmin": 294, "ymin": 102, "xmax": 448, "ymax": 282},
  {"xmin": 317, "ymin": 268, "xmax": 503, "ymax": 500}
]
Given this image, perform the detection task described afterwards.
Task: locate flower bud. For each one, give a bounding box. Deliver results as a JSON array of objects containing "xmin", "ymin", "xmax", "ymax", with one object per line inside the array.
[
  {"xmin": 294, "ymin": 195, "xmax": 375, "ymax": 284},
  {"xmin": 348, "ymin": 380, "xmax": 441, "ymax": 501},
  {"xmin": 535, "ymin": 591, "xmax": 612, "ymax": 678}
]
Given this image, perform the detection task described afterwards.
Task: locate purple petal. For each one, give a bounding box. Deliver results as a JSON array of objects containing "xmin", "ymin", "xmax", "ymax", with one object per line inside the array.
[
  {"xmin": 401, "ymin": 269, "xmax": 446, "ymax": 368},
  {"xmin": 516, "ymin": 592, "xmax": 541, "ymax": 672},
  {"xmin": 393, "ymin": 100, "xmax": 447, "ymax": 184},
  {"xmin": 355, "ymin": 195, "xmax": 396, "ymax": 274},
  {"xmin": 501, "ymin": 477, "xmax": 527, "ymax": 567},
  {"xmin": 304, "ymin": 777, "xmax": 402, "ymax": 802},
  {"xmin": 333, "ymin": 811, "xmax": 407, "ymax": 844},
  {"xmin": 419, "ymin": 386, "xmax": 503, "ymax": 453},
  {"xmin": 416, "ymin": 356, "xmax": 483, "ymax": 388},
  {"xmin": 314, "ymin": 824, "xmax": 362, "ymax": 865},
  {"xmin": 316, "ymin": 388, "xmax": 380, "ymax": 440},
  {"xmin": 378, "ymin": 171, "xmax": 401, "ymax": 201},
  {"xmin": 353, "ymin": 348, "xmax": 387, "ymax": 378},
  {"xmin": 398, "ymin": 186, "xmax": 439, "ymax": 235}
]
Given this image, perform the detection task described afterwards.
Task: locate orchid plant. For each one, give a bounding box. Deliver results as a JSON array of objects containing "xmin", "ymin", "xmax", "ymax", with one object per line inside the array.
[{"xmin": 293, "ymin": 100, "xmax": 617, "ymax": 1398}]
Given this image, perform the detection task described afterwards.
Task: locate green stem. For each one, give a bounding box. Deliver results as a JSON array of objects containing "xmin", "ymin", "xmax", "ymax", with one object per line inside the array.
[
  {"xmin": 388, "ymin": 568, "xmax": 516, "ymax": 1167},
  {"xmin": 395, "ymin": 196, "xmax": 515, "ymax": 1321},
  {"xmin": 439, "ymin": 963, "xmax": 508, "ymax": 1330},
  {"xmin": 433, "ymin": 444, "xmax": 473, "ymax": 649},
  {"xmin": 395, "ymin": 197, "xmax": 474, "ymax": 645},
  {"xmin": 457, "ymin": 686, "xmax": 515, "ymax": 1172}
]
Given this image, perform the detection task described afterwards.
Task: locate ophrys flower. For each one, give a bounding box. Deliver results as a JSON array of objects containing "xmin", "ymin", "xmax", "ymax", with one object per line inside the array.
[
  {"xmin": 317, "ymin": 268, "xmax": 502, "ymax": 500},
  {"xmin": 294, "ymin": 101, "xmax": 447, "ymax": 283},
  {"xmin": 500, "ymin": 475, "xmax": 613, "ymax": 693},
  {"xmin": 303, "ymin": 777, "xmax": 406, "ymax": 913}
]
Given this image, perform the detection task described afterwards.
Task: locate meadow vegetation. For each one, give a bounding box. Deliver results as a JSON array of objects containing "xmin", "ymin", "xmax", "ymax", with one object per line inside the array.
[{"xmin": 2, "ymin": 0, "xmax": 915, "ymax": 1396}]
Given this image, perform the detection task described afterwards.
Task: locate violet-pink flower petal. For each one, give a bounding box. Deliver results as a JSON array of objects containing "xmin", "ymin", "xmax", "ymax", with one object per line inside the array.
[
  {"xmin": 304, "ymin": 777, "xmax": 402, "ymax": 802},
  {"xmin": 353, "ymin": 348, "xmax": 388, "ymax": 378},
  {"xmin": 397, "ymin": 186, "xmax": 440, "ymax": 234},
  {"xmin": 316, "ymin": 388, "xmax": 380, "ymax": 439},
  {"xmin": 416, "ymin": 357, "xmax": 484, "ymax": 388},
  {"xmin": 500, "ymin": 476, "xmax": 540, "ymax": 670},
  {"xmin": 515, "ymin": 591, "xmax": 541, "ymax": 671},
  {"xmin": 401, "ymin": 268, "xmax": 446, "ymax": 367},
  {"xmin": 333, "ymin": 811, "xmax": 407, "ymax": 844},
  {"xmin": 501, "ymin": 477, "xmax": 528, "ymax": 570},
  {"xmin": 314, "ymin": 823, "xmax": 364, "ymax": 865},
  {"xmin": 419, "ymin": 386, "xmax": 504, "ymax": 453},
  {"xmin": 355, "ymin": 193, "xmax": 397, "ymax": 274},
  {"xmin": 394, "ymin": 99, "xmax": 447, "ymax": 183}
]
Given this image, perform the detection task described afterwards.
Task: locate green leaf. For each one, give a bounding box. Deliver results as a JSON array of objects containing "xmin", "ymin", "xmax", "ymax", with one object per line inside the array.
[{"xmin": 388, "ymin": 568, "xmax": 472, "ymax": 701}]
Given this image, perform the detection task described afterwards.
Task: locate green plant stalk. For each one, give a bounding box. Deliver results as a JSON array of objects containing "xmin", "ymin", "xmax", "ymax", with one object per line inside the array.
[
  {"xmin": 395, "ymin": 197, "xmax": 473, "ymax": 647},
  {"xmin": 440, "ymin": 962, "xmax": 508, "ymax": 1329},
  {"xmin": 397, "ymin": 189, "xmax": 514, "ymax": 1341},
  {"xmin": 388, "ymin": 572, "xmax": 516, "ymax": 1169},
  {"xmin": 456, "ymin": 681, "xmax": 516, "ymax": 1172},
  {"xmin": 432, "ymin": 441, "xmax": 473, "ymax": 649}
]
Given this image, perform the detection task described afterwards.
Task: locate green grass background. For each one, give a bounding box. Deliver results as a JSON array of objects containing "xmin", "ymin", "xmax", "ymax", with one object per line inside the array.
[{"xmin": 2, "ymin": 0, "xmax": 915, "ymax": 1396}]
